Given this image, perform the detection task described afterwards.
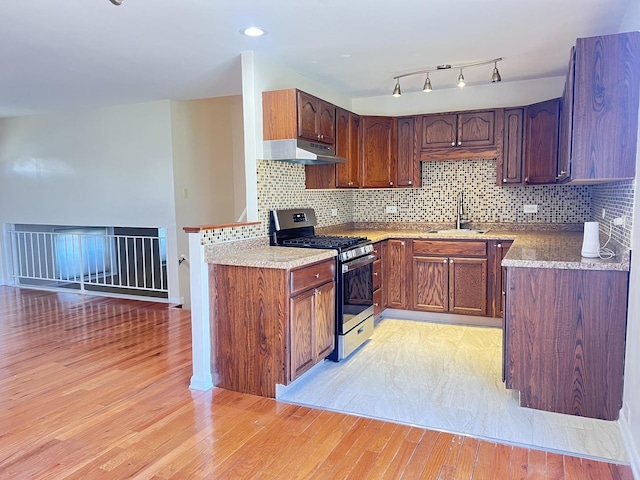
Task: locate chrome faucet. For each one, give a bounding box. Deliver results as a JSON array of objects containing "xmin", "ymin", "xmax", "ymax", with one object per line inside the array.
[{"xmin": 456, "ymin": 191, "xmax": 471, "ymax": 229}]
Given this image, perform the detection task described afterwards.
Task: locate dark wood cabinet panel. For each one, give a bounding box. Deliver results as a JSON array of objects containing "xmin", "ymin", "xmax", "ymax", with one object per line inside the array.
[
  {"xmin": 361, "ymin": 116, "xmax": 396, "ymax": 188},
  {"xmin": 420, "ymin": 114, "xmax": 458, "ymax": 149},
  {"xmin": 557, "ymin": 47, "xmax": 575, "ymax": 183},
  {"xmin": 419, "ymin": 110, "xmax": 502, "ymax": 161},
  {"xmin": 336, "ymin": 108, "xmax": 361, "ymax": 188},
  {"xmin": 385, "ymin": 239, "xmax": 408, "ymax": 309},
  {"xmin": 497, "ymin": 108, "xmax": 524, "ymax": 185},
  {"xmin": 290, "ymin": 289, "xmax": 315, "ymax": 380},
  {"xmin": 458, "ymin": 111, "xmax": 496, "ymax": 147},
  {"xmin": 373, "ymin": 288, "xmax": 383, "ymax": 318},
  {"xmin": 413, "ymin": 240, "xmax": 487, "ymax": 257},
  {"xmin": 290, "ymin": 259, "xmax": 335, "ymax": 295},
  {"xmin": 314, "ymin": 281, "xmax": 336, "ymax": 361},
  {"xmin": 523, "ymin": 98, "xmax": 560, "ymax": 185},
  {"xmin": 213, "ymin": 265, "xmax": 287, "ymax": 398},
  {"xmin": 296, "ymin": 90, "xmax": 335, "ymax": 144},
  {"xmin": 413, "ymin": 256, "xmax": 448, "ymax": 312},
  {"xmin": 448, "ymin": 257, "xmax": 487, "ymax": 316},
  {"xmin": 568, "ymin": 32, "xmax": 639, "ymax": 183},
  {"xmin": 505, "ymin": 267, "xmax": 628, "ymax": 420},
  {"xmin": 396, "ymin": 116, "xmax": 421, "ymax": 187},
  {"xmin": 492, "ymin": 241, "xmax": 512, "ymax": 318}
]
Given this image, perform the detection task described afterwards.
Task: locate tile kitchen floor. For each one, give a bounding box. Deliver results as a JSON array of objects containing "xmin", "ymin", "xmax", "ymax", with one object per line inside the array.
[{"xmin": 278, "ymin": 317, "xmax": 628, "ymax": 463}]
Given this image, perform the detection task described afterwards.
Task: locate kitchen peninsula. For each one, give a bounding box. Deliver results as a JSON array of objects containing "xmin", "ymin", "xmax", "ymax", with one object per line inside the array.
[{"xmin": 202, "ymin": 223, "xmax": 630, "ymax": 420}]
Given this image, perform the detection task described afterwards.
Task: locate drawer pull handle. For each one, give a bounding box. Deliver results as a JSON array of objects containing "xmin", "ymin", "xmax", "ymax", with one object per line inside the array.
[
  {"xmin": 314, "ymin": 273, "xmax": 320, "ymax": 278},
  {"xmin": 357, "ymin": 326, "xmax": 365, "ymax": 334},
  {"xmin": 373, "ymin": 272, "xmax": 378, "ymax": 276},
  {"xmin": 374, "ymin": 303, "xmax": 379, "ymax": 307}
]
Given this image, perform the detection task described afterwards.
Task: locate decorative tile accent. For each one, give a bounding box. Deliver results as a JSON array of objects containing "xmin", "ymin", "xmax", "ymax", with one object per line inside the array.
[
  {"xmin": 353, "ymin": 160, "xmax": 591, "ymax": 224},
  {"xmin": 590, "ymin": 180, "xmax": 634, "ymax": 249}
]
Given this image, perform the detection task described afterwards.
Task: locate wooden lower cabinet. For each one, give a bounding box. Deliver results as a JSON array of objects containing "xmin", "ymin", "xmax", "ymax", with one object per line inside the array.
[
  {"xmin": 412, "ymin": 240, "xmax": 488, "ymax": 316},
  {"xmin": 290, "ymin": 280, "xmax": 335, "ymax": 381},
  {"xmin": 385, "ymin": 239, "xmax": 409, "ymax": 309},
  {"xmin": 213, "ymin": 258, "xmax": 335, "ymax": 398},
  {"xmin": 492, "ymin": 240, "xmax": 513, "ymax": 318},
  {"xmin": 504, "ymin": 266, "xmax": 628, "ymax": 420}
]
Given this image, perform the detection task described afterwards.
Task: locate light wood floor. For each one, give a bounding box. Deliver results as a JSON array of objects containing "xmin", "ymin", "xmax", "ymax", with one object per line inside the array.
[{"xmin": 0, "ymin": 287, "xmax": 633, "ymax": 479}]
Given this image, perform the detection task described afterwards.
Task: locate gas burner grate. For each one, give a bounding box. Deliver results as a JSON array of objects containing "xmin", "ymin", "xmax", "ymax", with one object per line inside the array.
[{"xmin": 282, "ymin": 235, "xmax": 368, "ymax": 249}]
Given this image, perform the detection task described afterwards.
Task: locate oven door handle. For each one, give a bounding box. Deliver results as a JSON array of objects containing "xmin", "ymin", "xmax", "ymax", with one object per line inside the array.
[{"xmin": 341, "ymin": 254, "xmax": 376, "ymax": 273}]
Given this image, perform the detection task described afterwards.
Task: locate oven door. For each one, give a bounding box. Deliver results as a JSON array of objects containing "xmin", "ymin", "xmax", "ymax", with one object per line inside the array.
[{"xmin": 341, "ymin": 253, "xmax": 375, "ymax": 333}]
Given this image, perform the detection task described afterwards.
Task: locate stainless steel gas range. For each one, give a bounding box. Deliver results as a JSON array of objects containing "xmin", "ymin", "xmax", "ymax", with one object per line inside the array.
[{"xmin": 270, "ymin": 208, "xmax": 375, "ymax": 361}]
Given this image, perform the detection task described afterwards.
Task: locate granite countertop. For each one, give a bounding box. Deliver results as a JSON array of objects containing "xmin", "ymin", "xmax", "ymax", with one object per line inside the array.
[
  {"xmin": 324, "ymin": 226, "xmax": 630, "ymax": 272},
  {"xmin": 206, "ymin": 246, "xmax": 337, "ymax": 270}
]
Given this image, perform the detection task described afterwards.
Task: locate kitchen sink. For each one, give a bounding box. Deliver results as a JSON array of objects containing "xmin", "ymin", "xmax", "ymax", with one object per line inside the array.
[{"xmin": 427, "ymin": 229, "xmax": 490, "ymax": 234}]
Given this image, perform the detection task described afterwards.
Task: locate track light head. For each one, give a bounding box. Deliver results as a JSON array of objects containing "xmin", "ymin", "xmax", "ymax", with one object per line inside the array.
[
  {"xmin": 491, "ymin": 61, "xmax": 502, "ymax": 82},
  {"xmin": 392, "ymin": 80, "xmax": 401, "ymax": 97},
  {"xmin": 457, "ymin": 70, "xmax": 465, "ymax": 88},
  {"xmin": 423, "ymin": 74, "xmax": 433, "ymax": 93}
]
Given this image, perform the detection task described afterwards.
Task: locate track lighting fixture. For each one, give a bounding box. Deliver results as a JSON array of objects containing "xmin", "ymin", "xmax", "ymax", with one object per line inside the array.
[
  {"xmin": 392, "ymin": 80, "xmax": 401, "ymax": 97},
  {"xmin": 491, "ymin": 61, "xmax": 502, "ymax": 83},
  {"xmin": 422, "ymin": 73, "xmax": 432, "ymax": 93},
  {"xmin": 391, "ymin": 57, "xmax": 502, "ymax": 96},
  {"xmin": 457, "ymin": 69, "xmax": 465, "ymax": 88}
]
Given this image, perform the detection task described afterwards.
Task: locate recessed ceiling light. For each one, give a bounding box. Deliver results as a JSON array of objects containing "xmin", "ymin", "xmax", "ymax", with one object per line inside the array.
[{"xmin": 241, "ymin": 26, "xmax": 266, "ymax": 37}]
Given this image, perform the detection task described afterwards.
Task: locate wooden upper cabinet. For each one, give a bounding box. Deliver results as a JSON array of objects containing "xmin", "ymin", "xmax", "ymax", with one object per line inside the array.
[
  {"xmin": 262, "ymin": 89, "xmax": 335, "ymax": 145},
  {"xmin": 396, "ymin": 116, "xmax": 421, "ymax": 188},
  {"xmin": 361, "ymin": 116, "xmax": 396, "ymax": 188},
  {"xmin": 497, "ymin": 108, "xmax": 524, "ymax": 185},
  {"xmin": 296, "ymin": 91, "xmax": 335, "ymax": 144},
  {"xmin": 421, "ymin": 114, "xmax": 458, "ymax": 149},
  {"xmin": 419, "ymin": 109, "xmax": 502, "ymax": 161},
  {"xmin": 523, "ymin": 98, "xmax": 560, "ymax": 185},
  {"xmin": 336, "ymin": 108, "xmax": 361, "ymax": 188},
  {"xmin": 556, "ymin": 47, "xmax": 575, "ymax": 183},
  {"xmin": 567, "ymin": 32, "xmax": 639, "ymax": 183}
]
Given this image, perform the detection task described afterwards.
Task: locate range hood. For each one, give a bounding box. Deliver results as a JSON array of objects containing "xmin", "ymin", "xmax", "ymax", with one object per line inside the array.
[{"xmin": 263, "ymin": 138, "xmax": 346, "ymax": 165}]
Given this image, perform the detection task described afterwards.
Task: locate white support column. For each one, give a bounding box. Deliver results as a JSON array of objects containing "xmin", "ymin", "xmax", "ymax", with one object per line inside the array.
[{"xmin": 187, "ymin": 232, "xmax": 213, "ymax": 391}]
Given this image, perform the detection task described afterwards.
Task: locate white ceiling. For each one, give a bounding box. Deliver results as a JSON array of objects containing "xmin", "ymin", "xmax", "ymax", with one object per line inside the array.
[{"xmin": 0, "ymin": 0, "xmax": 631, "ymax": 117}]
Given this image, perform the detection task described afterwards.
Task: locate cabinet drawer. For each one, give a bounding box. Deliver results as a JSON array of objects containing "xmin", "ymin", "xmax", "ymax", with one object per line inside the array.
[
  {"xmin": 373, "ymin": 259, "xmax": 382, "ymax": 290},
  {"xmin": 373, "ymin": 288, "xmax": 383, "ymax": 317},
  {"xmin": 372, "ymin": 243, "xmax": 383, "ymax": 260},
  {"xmin": 290, "ymin": 260, "xmax": 336, "ymax": 296},
  {"xmin": 413, "ymin": 240, "xmax": 487, "ymax": 257}
]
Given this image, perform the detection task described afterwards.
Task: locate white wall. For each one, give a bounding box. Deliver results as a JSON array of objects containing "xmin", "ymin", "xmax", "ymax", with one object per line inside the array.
[
  {"xmin": 619, "ymin": 6, "xmax": 640, "ymax": 477},
  {"xmin": 0, "ymin": 101, "xmax": 180, "ymax": 300},
  {"xmin": 170, "ymin": 96, "xmax": 245, "ymax": 307}
]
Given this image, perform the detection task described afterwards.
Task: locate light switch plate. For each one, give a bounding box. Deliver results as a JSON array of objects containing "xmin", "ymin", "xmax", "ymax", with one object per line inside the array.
[
  {"xmin": 523, "ymin": 205, "xmax": 538, "ymax": 214},
  {"xmin": 386, "ymin": 206, "xmax": 398, "ymax": 214}
]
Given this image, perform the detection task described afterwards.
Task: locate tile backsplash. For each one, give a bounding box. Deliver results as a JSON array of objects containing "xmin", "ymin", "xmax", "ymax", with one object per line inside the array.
[
  {"xmin": 200, "ymin": 158, "xmax": 634, "ymax": 248},
  {"xmin": 591, "ymin": 180, "xmax": 635, "ymax": 248},
  {"xmin": 353, "ymin": 160, "xmax": 591, "ymax": 224}
]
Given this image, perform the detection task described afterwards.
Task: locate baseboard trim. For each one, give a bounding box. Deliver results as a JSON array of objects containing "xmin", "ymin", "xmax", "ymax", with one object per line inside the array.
[
  {"xmin": 619, "ymin": 405, "xmax": 640, "ymax": 477},
  {"xmin": 380, "ymin": 308, "xmax": 502, "ymax": 328}
]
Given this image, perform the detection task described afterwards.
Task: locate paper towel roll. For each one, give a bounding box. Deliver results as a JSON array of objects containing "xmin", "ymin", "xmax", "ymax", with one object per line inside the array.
[{"xmin": 581, "ymin": 221, "xmax": 600, "ymax": 258}]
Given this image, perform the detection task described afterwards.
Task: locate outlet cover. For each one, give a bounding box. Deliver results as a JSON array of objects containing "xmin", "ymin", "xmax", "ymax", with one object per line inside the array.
[
  {"xmin": 523, "ymin": 205, "xmax": 538, "ymax": 214},
  {"xmin": 386, "ymin": 205, "xmax": 398, "ymax": 214},
  {"xmin": 331, "ymin": 208, "xmax": 338, "ymax": 217}
]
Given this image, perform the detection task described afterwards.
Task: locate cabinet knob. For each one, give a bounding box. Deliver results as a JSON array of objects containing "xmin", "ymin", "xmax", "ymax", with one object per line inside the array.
[
  {"xmin": 451, "ymin": 142, "xmax": 456, "ymax": 146},
  {"xmin": 400, "ymin": 241, "xmax": 405, "ymax": 246},
  {"xmin": 502, "ymin": 178, "xmax": 507, "ymax": 182},
  {"xmin": 443, "ymin": 259, "xmax": 448, "ymax": 263},
  {"xmin": 555, "ymin": 170, "xmax": 567, "ymax": 180},
  {"xmin": 497, "ymin": 243, "xmax": 502, "ymax": 248},
  {"xmin": 374, "ymin": 303, "xmax": 379, "ymax": 307},
  {"xmin": 373, "ymin": 272, "xmax": 378, "ymax": 276},
  {"xmin": 390, "ymin": 182, "xmax": 394, "ymax": 186},
  {"xmin": 314, "ymin": 273, "xmax": 320, "ymax": 278},
  {"xmin": 348, "ymin": 182, "xmax": 353, "ymax": 186},
  {"xmin": 457, "ymin": 141, "xmax": 462, "ymax": 146},
  {"xmin": 524, "ymin": 177, "xmax": 529, "ymax": 184},
  {"xmin": 408, "ymin": 181, "xmax": 412, "ymax": 185}
]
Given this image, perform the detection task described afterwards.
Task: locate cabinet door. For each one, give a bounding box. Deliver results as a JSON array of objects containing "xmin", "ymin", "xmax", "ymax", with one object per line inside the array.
[
  {"xmin": 448, "ymin": 257, "xmax": 487, "ymax": 316},
  {"xmin": 336, "ymin": 109, "xmax": 361, "ymax": 188},
  {"xmin": 457, "ymin": 111, "xmax": 495, "ymax": 147},
  {"xmin": 314, "ymin": 282, "xmax": 335, "ymax": 361},
  {"xmin": 413, "ymin": 256, "xmax": 448, "ymax": 312},
  {"xmin": 498, "ymin": 108, "xmax": 524, "ymax": 185},
  {"xmin": 493, "ymin": 241, "xmax": 512, "ymax": 317},
  {"xmin": 317, "ymin": 99, "xmax": 335, "ymax": 144},
  {"xmin": 396, "ymin": 116, "xmax": 420, "ymax": 187},
  {"xmin": 361, "ymin": 116, "xmax": 395, "ymax": 188},
  {"xmin": 523, "ymin": 98, "xmax": 560, "ymax": 185},
  {"xmin": 290, "ymin": 289, "xmax": 314, "ymax": 381},
  {"xmin": 297, "ymin": 91, "xmax": 320, "ymax": 142},
  {"xmin": 420, "ymin": 114, "xmax": 458, "ymax": 149},
  {"xmin": 385, "ymin": 239, "xmax": 407, "ymax": 309},
  {"xmin": 571, "ymin": 32, "xmax": 639, "ymax": 182},
  {"xmin": 557, "ymin": 47, "xmax": 575, "ymax": 183}
]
